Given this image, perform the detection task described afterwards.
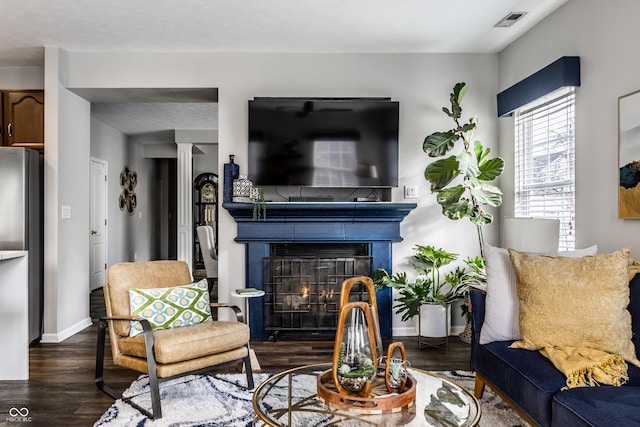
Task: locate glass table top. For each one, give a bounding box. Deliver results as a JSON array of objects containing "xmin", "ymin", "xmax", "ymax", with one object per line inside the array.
[{"xmin": 252, "ymin": 363, "xmax": 480, "ymax": 426}]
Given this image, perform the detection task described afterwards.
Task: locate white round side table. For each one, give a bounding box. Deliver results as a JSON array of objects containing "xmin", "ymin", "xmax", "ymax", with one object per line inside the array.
[{"xmin": 231, "ymin": 289, "xmax": 265, "ymax": 373}]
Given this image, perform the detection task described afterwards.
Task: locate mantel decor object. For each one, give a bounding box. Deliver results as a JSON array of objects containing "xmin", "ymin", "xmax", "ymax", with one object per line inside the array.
[
  {"xmin": 232, "ymin": 174, "xmax": 253, "ymax": 203},
  {"xmin": 223, "ymin": 155, "xmax": 240, "ymax": 204},
  {"xmin": 317, "ymin": 276, "xmax": 416, "ymax": 413}
]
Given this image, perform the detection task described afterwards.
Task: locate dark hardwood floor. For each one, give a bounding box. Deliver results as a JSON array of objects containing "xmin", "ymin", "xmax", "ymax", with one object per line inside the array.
[{"xmin": 0, "ymin": 288, "xmax": 471, "ymax": 427}]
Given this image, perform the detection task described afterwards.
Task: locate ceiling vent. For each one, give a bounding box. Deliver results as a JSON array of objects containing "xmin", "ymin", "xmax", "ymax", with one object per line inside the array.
[{"xmin": 494, "ymin": 12, "xmax": 527, "ymax": 28}]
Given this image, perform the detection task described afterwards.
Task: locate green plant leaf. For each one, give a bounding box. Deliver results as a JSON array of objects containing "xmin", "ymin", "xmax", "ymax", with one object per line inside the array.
[
  {"xmin": 442, "ymin": 200, "xmax": 474, "ymax": 220},
  {"xmin": 457, "ymin": 122, "xmax": 476, "ymax": 134},
  {"xmin": 449, "ymin": 83, "xmax": 468, "ymax": 119},
  {"xmin": 413, "ymin": 245, "xmax": 457, "ymax": 270},
  {"xmin": 423, "ymin": 131, "xmax": 459, "ymax": 157},
  {"xmin": 456, "ymin": 151, "xmax": 480, "ymax": 179},
  {"xmin": 424, "ymin": 156, "xmax": 459, "ymax": 191},
  {"xmin": 436, "ymin": 185, "xmax": 465, "ymax": 206},
  {"xmin": 469, "ymin": 182, "xmax": 502, "ymax": 207},
  {"xmin": 474, "ymin": 140, "xmax": 488, "ymax": 163},
  {"xmin": 478, "ymin": 157, "xmax": 505, "ymax": 181},
  {"xmin": 468, "ymin": 206, "xmax": 494, "ymax": 226}
]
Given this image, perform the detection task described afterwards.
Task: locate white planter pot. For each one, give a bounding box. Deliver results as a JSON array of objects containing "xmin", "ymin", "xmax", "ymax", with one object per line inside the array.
[{"xmin": 419, "ymin": 303, "xmax": 451, "ymax": 338}]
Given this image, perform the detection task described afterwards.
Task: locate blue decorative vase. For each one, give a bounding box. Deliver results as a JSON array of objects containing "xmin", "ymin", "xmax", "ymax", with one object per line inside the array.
[{"xmin": 223, "ymin": 155, "xmax": 239, "ymax": 203}]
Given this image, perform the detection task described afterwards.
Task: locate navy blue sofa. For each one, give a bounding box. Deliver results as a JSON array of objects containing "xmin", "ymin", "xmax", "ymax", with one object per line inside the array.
[{"xmin": 470, "ymin": 273, "xmax": 640, "ymax": 427}]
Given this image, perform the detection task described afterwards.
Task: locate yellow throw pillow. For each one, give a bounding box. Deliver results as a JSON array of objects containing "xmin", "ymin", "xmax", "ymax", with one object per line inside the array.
[{"xmin": 509, "ymin": 249, "xmax": 640, "ymax": 367}]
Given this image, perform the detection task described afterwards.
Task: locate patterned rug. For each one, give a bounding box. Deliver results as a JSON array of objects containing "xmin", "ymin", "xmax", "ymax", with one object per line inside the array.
[{"xmin": 94, "ymin": 371, "xmax": 526, "ymax": 426}]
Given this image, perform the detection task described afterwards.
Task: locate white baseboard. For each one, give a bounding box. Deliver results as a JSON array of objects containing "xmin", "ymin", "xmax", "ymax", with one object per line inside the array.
[
  {"xmin": 392, "ymin": 324, "xmax": 465, "ymax": 337},
  {"xmin": 41, "ymin": 317, "xmax": 92, "ymax": 343}
]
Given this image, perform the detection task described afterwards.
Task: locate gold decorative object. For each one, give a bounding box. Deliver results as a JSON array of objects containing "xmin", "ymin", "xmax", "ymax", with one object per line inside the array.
[
  {"xmin": 201, "ymin": 182, "xmax": 216, "ymax": 203},
  {"xmin": 317, "ymin": 276, "xmax": 416, "ymax": 413}
]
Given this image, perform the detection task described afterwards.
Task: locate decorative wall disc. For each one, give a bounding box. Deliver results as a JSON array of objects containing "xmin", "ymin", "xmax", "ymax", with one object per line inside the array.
[{"xmin": 119, "ymin": 166, "xmax": 137, "ymax": 214}]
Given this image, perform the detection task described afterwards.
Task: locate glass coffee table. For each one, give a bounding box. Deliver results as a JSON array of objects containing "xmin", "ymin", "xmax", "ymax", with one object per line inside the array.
[{"xmin": 252, "ymin": 363, "xmax": 480, "ymax": 426}]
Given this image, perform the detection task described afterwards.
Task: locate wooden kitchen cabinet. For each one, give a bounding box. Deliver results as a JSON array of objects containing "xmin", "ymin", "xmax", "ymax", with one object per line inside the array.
[{"xmin": 2, "ymin": 90, "xmax": 44, "ymax": 150}]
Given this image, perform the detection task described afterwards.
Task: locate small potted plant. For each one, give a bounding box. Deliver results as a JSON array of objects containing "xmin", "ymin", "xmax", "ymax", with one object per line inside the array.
[{"xmin": 374, "ymin": 245, "xmax": 469, "ymax": 338}]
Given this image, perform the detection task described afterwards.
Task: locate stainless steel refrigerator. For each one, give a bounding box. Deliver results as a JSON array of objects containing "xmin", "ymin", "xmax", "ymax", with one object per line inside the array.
[{"xmin": 0, "ymin": 147, "xmax": 43, "ymax": 343}]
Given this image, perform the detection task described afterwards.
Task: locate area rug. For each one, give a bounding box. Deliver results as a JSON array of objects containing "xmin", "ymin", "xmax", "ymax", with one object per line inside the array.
[{"xmin": 94, "ymin": 371, "xmax": 526, "ymax": 426}]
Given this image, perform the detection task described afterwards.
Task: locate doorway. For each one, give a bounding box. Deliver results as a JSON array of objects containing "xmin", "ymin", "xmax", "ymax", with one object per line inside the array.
[
  {"xmin": 74, "ymin": 87, "xmax": 218, "ymax": 268},
  {"xmin": 89, "ymin": 157, "xmax": 108, "ymax": 290}
]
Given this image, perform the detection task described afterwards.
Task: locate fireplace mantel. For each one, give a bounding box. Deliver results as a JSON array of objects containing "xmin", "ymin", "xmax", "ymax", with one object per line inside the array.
[
  {"xmin": 224, "ymin": 202, "xmax": 416, "ymax": 242},
  {"xmin": 224, "ymin": 202, "xmax": 417, "ymax": 339}
]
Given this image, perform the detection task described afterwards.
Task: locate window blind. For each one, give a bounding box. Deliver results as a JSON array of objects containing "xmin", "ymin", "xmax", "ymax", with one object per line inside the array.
[{"xmin": 514, "ymin": 88, "xmax": 576, "ymax": 251}]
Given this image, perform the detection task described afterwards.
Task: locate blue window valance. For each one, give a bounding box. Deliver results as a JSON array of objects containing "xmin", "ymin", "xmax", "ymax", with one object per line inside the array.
[{"xmin": 497, "ymin": 56, "xmax": 580, "ymax": 117}]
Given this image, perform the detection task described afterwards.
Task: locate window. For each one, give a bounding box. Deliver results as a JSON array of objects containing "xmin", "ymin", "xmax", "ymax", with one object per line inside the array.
[
  {"xmin": 312, "ymin": 139, "xmax": 358, "ymax": 186},
  {"xmin": 514, "ymin": 87, "xmax": 576, "ymax": 251}
]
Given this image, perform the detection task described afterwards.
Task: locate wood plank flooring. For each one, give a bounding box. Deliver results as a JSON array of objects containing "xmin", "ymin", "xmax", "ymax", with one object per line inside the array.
[{"xmin": 0, "ymin": 288, "xmax": 471, "ymax": 426}]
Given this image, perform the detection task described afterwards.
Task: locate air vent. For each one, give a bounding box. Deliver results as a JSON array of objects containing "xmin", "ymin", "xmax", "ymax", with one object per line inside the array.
[{"xmin": 494, "ymin": 12, "xmax": 527, "ymax": 28}]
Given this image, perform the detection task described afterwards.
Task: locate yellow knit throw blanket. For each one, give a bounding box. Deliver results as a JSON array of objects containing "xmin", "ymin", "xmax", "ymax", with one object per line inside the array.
[{"xmin": 541, "ymin": 346, "xmax": 628, "ymax": 388}]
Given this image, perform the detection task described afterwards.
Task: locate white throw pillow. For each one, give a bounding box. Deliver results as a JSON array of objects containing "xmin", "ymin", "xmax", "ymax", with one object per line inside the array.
[{"xmin": 478, "ymin": 243, "xmax": 597, "ymax": 344}]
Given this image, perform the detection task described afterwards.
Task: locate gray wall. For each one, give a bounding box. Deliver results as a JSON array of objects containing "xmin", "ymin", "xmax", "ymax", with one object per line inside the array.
[{"xmin": 498, "ymin": 0, "xmax": 640, "ymax": 256}]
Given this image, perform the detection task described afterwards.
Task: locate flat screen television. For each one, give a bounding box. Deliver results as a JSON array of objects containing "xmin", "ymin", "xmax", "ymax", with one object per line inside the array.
[{"xmin": 248, "ymin": 98, "xmax": 399, "ymax": 187}]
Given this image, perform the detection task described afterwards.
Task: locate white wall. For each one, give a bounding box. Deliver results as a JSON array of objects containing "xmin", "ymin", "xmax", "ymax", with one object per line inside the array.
[
  {"xmin": 498, "ymin": 0, "xmax": 640, "ymax": 257},
  {"xmin": 0, "ymin": 67, "xmax": 43, "ymax": 89},
  {"xmin": 124, "ymin": 139, "xmax": 158, "ymax": 261},
  {"xmin": 56, "ymin": 51, "xmax": 499, "ymax": 335},
  {"xmin": 51, "ymin": 86, "xmax": 92, "ymax": 340},
  {"xmin": 193, "ymin": 143, "xmax": 219, "ymax": 179},
  {"xmin": 90, "ymin": 118, "xmax": 129, "ymax": 266}
]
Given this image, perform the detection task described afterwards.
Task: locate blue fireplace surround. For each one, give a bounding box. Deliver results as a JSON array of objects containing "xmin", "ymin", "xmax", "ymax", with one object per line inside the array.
[{"xmin": 223, "ymin": 202, "xmax": 417, "ymax": 339}]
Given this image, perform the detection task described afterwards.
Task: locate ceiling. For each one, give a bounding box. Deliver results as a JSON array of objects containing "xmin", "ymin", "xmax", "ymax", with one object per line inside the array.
[{"xmin": 2, "ymin": 0, "xmax": 567, "ymax": 140}]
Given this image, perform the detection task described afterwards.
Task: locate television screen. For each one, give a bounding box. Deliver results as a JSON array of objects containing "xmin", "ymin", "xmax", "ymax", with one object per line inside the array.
[{"xmin": 248, "ymin": 98, "xmax": 399, "ymax": 187}]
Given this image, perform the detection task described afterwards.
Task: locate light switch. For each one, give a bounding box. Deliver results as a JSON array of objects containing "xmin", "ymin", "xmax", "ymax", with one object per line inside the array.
[{"xmin": 404, "ymin": 185, "xmax": 418, "ymax": 199}]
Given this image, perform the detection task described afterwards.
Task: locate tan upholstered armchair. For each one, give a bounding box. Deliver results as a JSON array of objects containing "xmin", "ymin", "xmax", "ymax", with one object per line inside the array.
[{"xmin": 95, "ymin": 260, "xmax": 253, "ymax": 419}]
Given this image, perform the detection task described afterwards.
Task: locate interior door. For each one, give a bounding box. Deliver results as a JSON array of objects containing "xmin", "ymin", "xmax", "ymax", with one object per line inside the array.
[{"xmin": 90, "ymin": 158, "xmax": 108, "ymax": 290}]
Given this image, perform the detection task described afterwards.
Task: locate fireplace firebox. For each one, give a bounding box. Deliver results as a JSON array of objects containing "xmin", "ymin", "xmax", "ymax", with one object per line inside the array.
[
  {"xmin": 224, "ymin": 202, "xmax": 416, "ymax": 339},
  {"xmin": 263, "ymin": 249, "xmax": 373, "ymax": 337}
]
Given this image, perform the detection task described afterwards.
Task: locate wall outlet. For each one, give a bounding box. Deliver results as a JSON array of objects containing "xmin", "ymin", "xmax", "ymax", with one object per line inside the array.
[
  {"xmin": 404, "ymin": 185, "xmax": 418, "ymax": 199},
  {"xmin": 61, "ymin": 205, "xmax": 71, "ymax": 219}
]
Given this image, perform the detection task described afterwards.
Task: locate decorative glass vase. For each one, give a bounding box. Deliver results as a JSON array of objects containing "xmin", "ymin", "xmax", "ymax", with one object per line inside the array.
[
  {"xmin": 232, "ymin": 174, "xmax": 253, "ymax": 203},
  {"xmin": 333, "ymin": 301, "xmax": 378, "ymax": 397},
  {"xmin": 383, "ymin": 342, "xmax": 408, "ymax": 393}
]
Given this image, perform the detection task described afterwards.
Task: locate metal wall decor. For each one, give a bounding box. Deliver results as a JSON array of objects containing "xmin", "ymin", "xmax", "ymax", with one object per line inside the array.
[{"xmin": 119, "ymin": 166, "xmax": 137, "ymax": 214}]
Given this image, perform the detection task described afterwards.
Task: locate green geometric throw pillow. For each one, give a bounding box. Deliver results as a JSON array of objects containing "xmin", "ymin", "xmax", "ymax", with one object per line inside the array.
[{"xmin": 129, "ymin": 278, "xmax": 211, "ymax": 337}]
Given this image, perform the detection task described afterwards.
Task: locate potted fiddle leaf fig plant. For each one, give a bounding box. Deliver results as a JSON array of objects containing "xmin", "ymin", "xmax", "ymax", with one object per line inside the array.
[
  {"xmin": 422, "ymin": 82, "xmax": 503, "ymax": 342},
  {"xmin": 423, "ymin": 82, "xmax": 504, "ymax": 255}
]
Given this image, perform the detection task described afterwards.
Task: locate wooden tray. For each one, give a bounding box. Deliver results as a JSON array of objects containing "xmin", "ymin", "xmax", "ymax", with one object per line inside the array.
[{"xmin": 316, "ymin": 369, "xmax": 416, "ymax": 414}]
